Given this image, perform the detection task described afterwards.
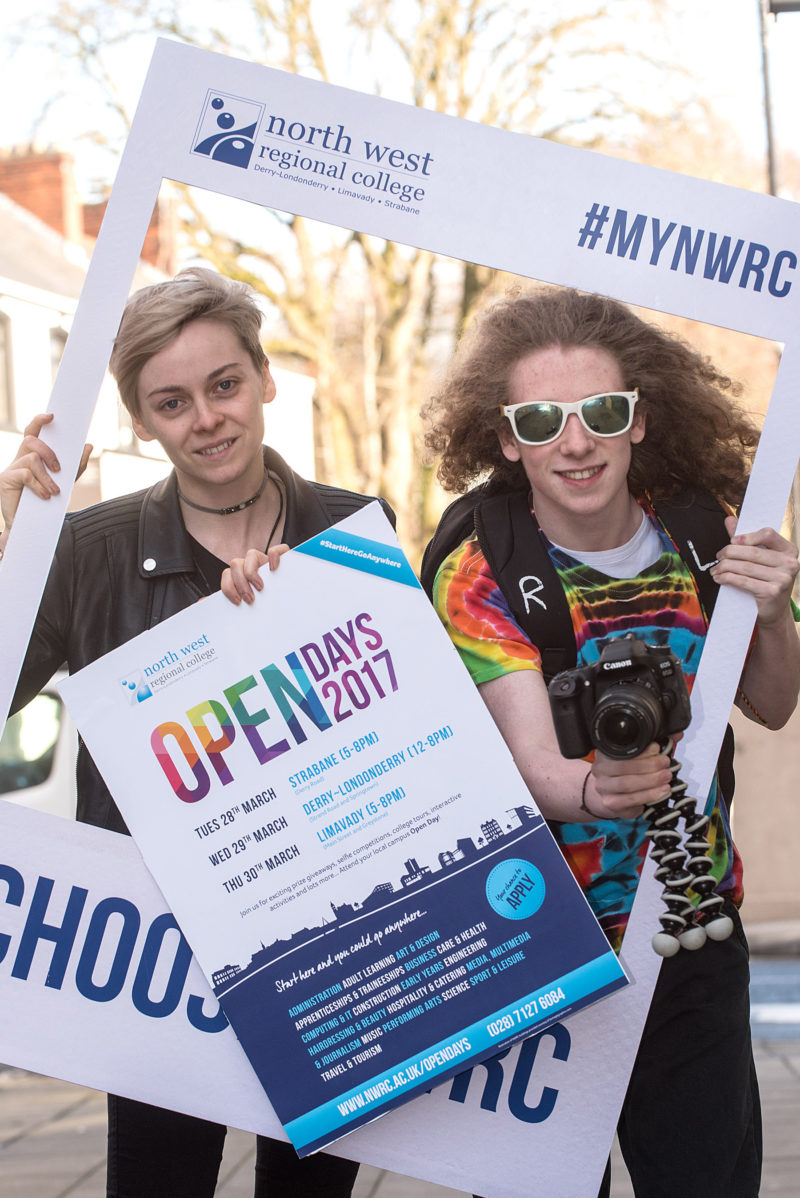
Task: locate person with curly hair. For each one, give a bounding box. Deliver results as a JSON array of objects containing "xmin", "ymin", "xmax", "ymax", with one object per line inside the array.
[{"xmin": 423, "ymin": 287, "xmax": 800, "ymax": 1198}]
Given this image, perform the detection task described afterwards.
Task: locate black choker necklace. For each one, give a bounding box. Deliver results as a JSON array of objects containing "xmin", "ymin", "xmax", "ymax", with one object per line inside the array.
[{"xmin": 178, "ymin": 468, "xmax": 269, "ymax": 516}]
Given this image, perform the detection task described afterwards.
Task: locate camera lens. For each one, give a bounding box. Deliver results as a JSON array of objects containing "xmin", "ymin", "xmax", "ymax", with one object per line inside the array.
[{"xmin": 590, "ymin": 684, "xmax": 662, "ymax": 758}]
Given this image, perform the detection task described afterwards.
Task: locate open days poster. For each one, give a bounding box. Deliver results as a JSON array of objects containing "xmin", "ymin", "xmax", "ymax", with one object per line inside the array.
[{"xmin": 60, "ymin": 504, "xmax": 626, "ymax": 1153}]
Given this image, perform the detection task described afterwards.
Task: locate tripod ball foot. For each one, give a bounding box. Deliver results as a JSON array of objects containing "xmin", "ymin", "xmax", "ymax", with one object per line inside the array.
[
  {"xmin": 652, "ymin": 932, "xmax": 682, "ymax": 957},
  {"xmin": 705, "ymin": 914, "xmax": 734, "ymax": 941},
  {"xmin": 677, "ymin": 924, "xmax": 707, "ymax": 951}
]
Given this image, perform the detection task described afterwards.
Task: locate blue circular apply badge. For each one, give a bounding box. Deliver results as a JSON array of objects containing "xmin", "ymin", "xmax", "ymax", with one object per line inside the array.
[{"xmin": 486, "ymin": 859, "xmax": 546, "ymax": 921}]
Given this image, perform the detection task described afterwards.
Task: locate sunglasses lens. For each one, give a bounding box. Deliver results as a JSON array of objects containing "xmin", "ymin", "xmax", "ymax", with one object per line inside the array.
[
  {"xmin": 582, "ymin": 394, "xmax": 631, "ymax": 435},
  {"xmin": 513, "ymin": 403, "xmax": 564, "ymax": 444}
]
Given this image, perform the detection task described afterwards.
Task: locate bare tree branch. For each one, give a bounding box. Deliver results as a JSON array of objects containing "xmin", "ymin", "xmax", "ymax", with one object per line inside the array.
[{"xmin": 10, "ymin": 0, "xmax": 710, "ymax": 551}]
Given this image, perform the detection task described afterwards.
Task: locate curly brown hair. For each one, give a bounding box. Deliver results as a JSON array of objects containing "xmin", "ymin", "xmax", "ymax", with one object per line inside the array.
[{"xmin": 424, "ymin": 287, "xmax": 760, "ymax": 505}]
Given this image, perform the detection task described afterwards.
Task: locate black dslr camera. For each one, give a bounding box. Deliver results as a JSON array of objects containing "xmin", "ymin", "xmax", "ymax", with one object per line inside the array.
[{"xmin": 547, "ymin": 635, "xmax": 692, "ymax": 760}]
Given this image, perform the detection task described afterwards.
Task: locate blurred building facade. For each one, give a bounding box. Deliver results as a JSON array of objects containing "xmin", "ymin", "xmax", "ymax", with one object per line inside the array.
[{"xmin": 0, "ymin": 145, "xmax": 314, "ymax": 510}]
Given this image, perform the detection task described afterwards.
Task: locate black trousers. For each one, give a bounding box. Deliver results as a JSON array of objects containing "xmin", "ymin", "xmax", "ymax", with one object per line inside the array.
[
  {"xmin": 106, "ymin": 1100, "xmax": 360, "ymax": 1198},
  {"xmin": 596, "ymin": 902, "xmax": 761, "ymax": 1198},
  {"xmin": 474, "ymin": 902, "xmax": 760, "ymax": 1198}
]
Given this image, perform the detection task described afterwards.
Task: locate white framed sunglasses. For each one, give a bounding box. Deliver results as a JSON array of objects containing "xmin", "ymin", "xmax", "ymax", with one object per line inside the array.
[{"xmin": 501, "ymin": 389, "xmax": 639, "ymax": 446}]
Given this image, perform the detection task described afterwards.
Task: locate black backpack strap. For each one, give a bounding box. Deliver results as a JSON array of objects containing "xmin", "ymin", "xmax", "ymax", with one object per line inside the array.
[
  {"xmin": 474, "ymin": 492, "xmax": 576, "ymax": 682},
  {"xmin": 420, "ymin": 486, "xmax": 490, "ymax": 597},
  {"xmin": 422, "ymin": 487, "xmax": 578, "ymax": 682},
  {"xmin": 716, "ymin": 723, "xmax": 736, "ymax": 813},
  {"xmin": 650, "ymin": 489, "xmax": 736, "ymax": 805},
  {"xmin": 652, "ymin": 488, "xmax": 730, "ymax": 622}
]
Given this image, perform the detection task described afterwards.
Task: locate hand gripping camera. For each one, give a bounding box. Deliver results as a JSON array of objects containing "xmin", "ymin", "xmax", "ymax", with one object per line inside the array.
[
  {"xmin": 547, "ymin": 634, "xmax": 732, "ymax": 956},
  {"xmin": 548, "ymin": 635, "xmax": 692, "ymax": 761}
]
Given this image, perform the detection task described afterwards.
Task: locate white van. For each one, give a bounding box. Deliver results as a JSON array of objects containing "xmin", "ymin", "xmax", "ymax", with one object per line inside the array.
[{"xmin": 0, "ymin": 675, "xmax": 78, "ymax": 820}]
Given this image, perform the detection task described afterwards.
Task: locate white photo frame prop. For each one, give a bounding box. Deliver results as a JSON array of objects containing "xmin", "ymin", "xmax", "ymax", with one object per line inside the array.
[{"xmin": 1, "ymin": 38, "xmax": 799, "ymax": 1197}]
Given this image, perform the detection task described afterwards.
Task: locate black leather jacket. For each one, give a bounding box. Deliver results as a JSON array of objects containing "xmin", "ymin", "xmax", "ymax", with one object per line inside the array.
[{"xmin": 12, "ymin": 447, "xmax": 393, "ymax": 833}]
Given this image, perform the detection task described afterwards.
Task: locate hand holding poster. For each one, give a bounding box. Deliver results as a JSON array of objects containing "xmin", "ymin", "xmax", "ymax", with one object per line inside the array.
[{"xmin": 60, "ymin": 503, "xmax": 626, "ymax": 1152}]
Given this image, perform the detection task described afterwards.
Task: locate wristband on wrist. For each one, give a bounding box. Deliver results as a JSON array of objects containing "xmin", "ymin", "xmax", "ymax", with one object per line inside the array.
[{"xmin": 579, "ymin": 768, "xmax": 605, "ymax": 821}]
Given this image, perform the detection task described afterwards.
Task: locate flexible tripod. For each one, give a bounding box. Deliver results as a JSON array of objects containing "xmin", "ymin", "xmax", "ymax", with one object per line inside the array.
[{"xmin": 646, "ymin": 737, "xmax": 734, "ymax": 957}]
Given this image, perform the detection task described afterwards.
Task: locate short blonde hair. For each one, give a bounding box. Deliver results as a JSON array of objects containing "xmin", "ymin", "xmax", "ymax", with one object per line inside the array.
[{"xmin": 110, "ymin": 268, "xmax": 266, "ymax": 416}]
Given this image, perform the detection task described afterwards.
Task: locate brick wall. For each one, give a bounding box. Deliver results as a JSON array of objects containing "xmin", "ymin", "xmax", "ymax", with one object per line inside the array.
[
  {"xmin": 0, "ymin": 149, "xmax": 82, "ymax": 243},
  {"xmin": 0, "ymin": 146, "xmax": 177, "ymax": 273}
]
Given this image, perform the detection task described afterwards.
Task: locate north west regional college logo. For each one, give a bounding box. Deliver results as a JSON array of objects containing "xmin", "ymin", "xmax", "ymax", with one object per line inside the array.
[
  {"xmin": 119, "ymin": 672, "xmax": 153, "ymax": 705},
  {"xmin": 192, "ymin": 90, "xmax": 265, "ymax": 169}
]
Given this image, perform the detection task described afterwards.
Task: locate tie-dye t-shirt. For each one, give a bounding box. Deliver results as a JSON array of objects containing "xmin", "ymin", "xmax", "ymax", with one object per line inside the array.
[{"xmin": 432, "ymin": 501, "xmax": 742, "ymax": 951}]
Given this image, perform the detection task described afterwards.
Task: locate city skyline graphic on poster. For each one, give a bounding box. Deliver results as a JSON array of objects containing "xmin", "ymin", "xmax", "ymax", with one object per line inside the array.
[{"xmin": 212, "ymin": 803, "xmax": 544, "ymax": 995}]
